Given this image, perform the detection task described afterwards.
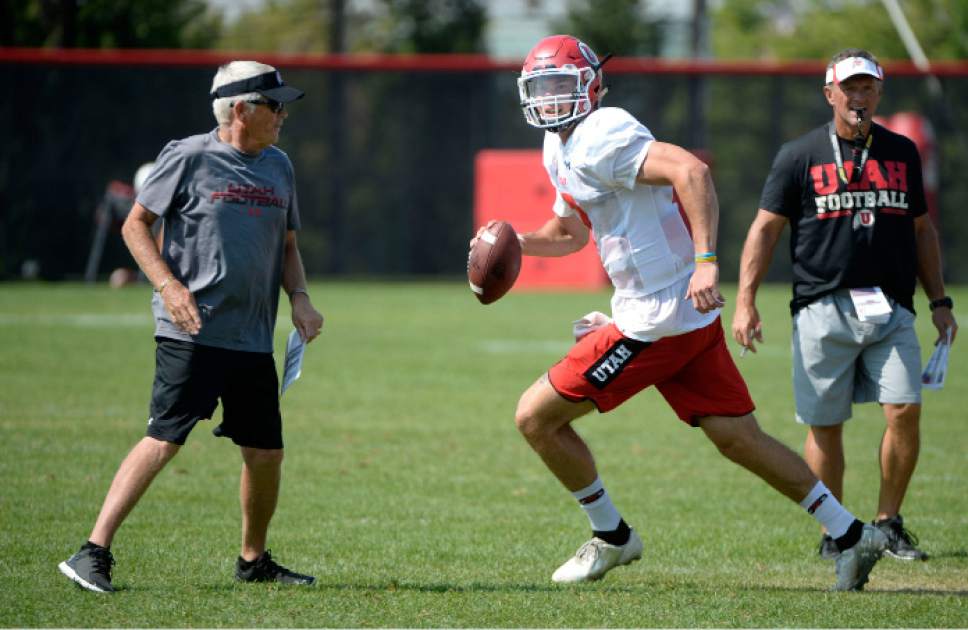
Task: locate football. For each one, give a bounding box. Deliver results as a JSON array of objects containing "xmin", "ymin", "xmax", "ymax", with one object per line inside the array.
[{"xmin": 467, "ymin": 221, "xmax": 522, "ymax": 304}]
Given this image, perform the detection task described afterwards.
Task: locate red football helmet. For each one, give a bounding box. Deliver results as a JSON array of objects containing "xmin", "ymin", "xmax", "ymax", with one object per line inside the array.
[{"xmin": 518, "ymin": 35, "xmax": 608, "ymax": 132}]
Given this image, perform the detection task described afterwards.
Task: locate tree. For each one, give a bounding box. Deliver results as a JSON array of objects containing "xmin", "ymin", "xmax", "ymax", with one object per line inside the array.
[
  {"xmin": 552, "ymin": 0, "xmax": 662, "ymax": 57},
  {"xmin": 217, "ymin": 0, "xmax": 333, "ymax": 53},
  {"xmin": 361, "ymin": 0, "xmax": 486, "ymax": 53},
  {"xmin": 0, "ymin": 0, "xmax": 222, "ymax": 48},
  {"xmin": 218, "ymin": 0, "xmax": 486, "ymax": 55},
  {"xmin": 711, "ymin": 0, "xmax": 968, "ymax": 61}
]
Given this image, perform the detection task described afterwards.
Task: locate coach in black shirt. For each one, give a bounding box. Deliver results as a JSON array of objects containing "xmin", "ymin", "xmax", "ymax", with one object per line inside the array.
[{"xmin": 731, "ymin": 48, "xmax": 957, "ymax": 562}]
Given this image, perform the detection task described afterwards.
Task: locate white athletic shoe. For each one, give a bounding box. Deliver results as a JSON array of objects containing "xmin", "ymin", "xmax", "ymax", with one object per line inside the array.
[{"xmin": 551, "ymin": 529, "xmax": 643, "ymax": 583}]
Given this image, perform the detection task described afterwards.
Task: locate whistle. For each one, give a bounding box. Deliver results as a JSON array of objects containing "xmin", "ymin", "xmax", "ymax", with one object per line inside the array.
[{"xmin": 852, "ymin": 108, "xmax": 866, "ymax": 142}]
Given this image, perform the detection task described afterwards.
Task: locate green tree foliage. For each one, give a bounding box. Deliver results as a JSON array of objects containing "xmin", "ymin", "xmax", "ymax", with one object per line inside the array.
[
  {"xmin": 0, "ymin": 0, "xmax": 221, "ymax": 48},
  {"xmin": 712, "ymin": 0, "xmax": 968, "ymax": 61},
  {"xmin": 551, "ymin": 0, "xmax": 662, "ymax": 57},
  {"xmin": 361, "ymin": 0, "xmax": 486, "ymax": 53},
  {"xmin": 217, "ymin": 0, "xmax": 333, "ymax": 53},
  {"xmin": 218, "ymin": 0, "xmax": 486, "ymax": 54}
]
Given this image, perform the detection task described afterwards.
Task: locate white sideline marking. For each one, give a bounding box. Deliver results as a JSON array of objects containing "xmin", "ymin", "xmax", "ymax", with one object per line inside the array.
[
  {"xmin": 479, "ymin": 339, "xmax": 572, "ymax": 355},
  {"xmin": 0, "ymin": 313, "xmax": 150, "ymax": 327}
]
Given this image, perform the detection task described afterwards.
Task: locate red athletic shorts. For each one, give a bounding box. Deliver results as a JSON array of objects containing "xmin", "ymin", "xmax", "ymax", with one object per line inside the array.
[{"xmin": 547, "ymin": 317, "xmax": 755, "ymax": 425}]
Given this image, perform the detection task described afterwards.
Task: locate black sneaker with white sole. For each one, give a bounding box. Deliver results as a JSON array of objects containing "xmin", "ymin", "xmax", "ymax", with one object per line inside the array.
[
  {"xmin": 874, "ymin": 514, "xmax": 928, "ymax": 561},
  {"xmin": 235, "ymin": 550, "xmax": 315, "ymax": 585},
  {"xmin": 59, "ymin": 543, "xmax": 115, "ymax": 593}
]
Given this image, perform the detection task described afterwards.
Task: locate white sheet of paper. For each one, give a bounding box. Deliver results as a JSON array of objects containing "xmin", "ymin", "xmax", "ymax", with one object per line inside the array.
[
  {"xmin": 572, "ymin": 310, "xmax": 612, "ymax": 342},
  {"xmin": 849, "ymin": 287, "xmax": 892, "ymax": 324},
  {"xmin": 280, "ymin": 329, "xmax": 306, "ymax": 397},
  {"xmin": 921, "ymin": 327, "xmax": 953, "ymax": 390}
]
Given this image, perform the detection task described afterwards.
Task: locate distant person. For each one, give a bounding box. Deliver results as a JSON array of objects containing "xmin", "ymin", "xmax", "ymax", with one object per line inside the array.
[
  {"xmin": 731, "ymin": 48, "xmax": 957, "ymax": 562},
  {"xmin": 104, "ymin": 162, "xmax": 156, "ymax": 288},
  {"xmin": 59, "ymin": 60, "xmax": 323, "ymax": 592},
  {"xmin": 474, "ymin": 34, "xmax": 887, "ymax": 590}
]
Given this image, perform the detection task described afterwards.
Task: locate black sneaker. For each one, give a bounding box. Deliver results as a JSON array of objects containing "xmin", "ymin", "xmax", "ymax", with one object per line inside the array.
[
  {"xmin": 235, "ymin": 550, "xmax": 315, "ymax": 585},
  {"xmin": 58, "ymin": 543, "xmax": 115, "ymax": 593},
  {"xmin": 874, "ymin": 514, "xmax": 928, "ymax": 561},
  {"xmin": 818, "ymin": 534, "xmax": 840, "ymax": 560}
]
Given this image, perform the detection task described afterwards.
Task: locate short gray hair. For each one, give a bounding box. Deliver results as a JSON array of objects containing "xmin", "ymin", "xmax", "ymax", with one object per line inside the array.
[{"xmin": 211, "ymin": 60, "xmax": 277, "ymax": 125}]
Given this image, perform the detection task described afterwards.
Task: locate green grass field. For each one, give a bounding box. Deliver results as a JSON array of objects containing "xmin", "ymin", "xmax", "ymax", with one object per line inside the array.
[{"xmin": 0, "ymin": 281, "xmax": 965, "ymax": 627}]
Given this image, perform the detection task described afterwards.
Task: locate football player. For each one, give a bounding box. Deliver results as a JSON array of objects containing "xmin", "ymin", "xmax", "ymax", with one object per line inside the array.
[{"xmin": 476, "ymin": 34, "xmax": 888, "ymax": 590}]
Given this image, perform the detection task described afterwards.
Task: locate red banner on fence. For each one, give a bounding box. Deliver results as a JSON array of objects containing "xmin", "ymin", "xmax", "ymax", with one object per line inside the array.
[{"xmin": 473, "ymin": 149, "xmax": 608, "ymax": 291}]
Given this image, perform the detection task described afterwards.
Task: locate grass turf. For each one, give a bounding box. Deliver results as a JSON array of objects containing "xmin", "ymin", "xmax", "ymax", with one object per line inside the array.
[{"xmin": 0, "ymin": 281, "xmax": 965, "ymax": 627}]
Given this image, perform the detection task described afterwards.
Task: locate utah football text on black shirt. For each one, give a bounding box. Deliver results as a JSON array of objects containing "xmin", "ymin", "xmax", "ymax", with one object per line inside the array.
[{"xmin": 758, "ymin": 122, "xmax": 927, "ymax": 315}]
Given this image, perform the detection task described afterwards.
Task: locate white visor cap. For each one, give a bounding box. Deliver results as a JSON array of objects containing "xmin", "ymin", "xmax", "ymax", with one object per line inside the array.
[{"xmin": 825, "ymin": 56, "xmax": 884, "ymax": 84}]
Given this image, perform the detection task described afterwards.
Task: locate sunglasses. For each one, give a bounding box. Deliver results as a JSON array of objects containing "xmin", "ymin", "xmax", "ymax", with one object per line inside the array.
[{"xmin": 247, "ymin": 98, "xmax": 285, "ymax": 114}]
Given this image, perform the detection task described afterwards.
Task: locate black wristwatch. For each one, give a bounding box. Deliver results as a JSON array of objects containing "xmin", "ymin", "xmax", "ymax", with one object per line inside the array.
[{"xmin": 929, "ymin": 296, "xmax": 953, "ymax": 311}]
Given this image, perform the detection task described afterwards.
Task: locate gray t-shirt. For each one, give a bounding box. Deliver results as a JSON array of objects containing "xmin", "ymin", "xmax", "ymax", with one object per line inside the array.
[{"xmin": 137, "ymin": 129, "xmax": 300, "ymax": 353}]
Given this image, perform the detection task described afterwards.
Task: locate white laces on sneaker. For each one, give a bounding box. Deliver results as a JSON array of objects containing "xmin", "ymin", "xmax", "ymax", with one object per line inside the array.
[{"xmin": 575, "ymin": 539, "xmax": 605, "ymax": 565}]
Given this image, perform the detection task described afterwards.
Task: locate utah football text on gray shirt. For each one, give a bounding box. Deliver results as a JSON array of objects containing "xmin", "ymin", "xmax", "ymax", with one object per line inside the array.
[{"xmin": 137, "ymin": 129, "xmax": 300, "ymax": 353}]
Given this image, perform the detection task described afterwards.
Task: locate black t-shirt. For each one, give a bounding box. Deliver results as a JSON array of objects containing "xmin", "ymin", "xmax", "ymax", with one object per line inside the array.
[{"xmin": 759, "ymin": 122, "xmax": 927, "ymax": 315}]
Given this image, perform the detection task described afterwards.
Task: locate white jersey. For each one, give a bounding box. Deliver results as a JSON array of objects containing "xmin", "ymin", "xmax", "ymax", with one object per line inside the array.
[{"xmin": 542, "ymin": 107, "xmax": 718, "ymax": 341}]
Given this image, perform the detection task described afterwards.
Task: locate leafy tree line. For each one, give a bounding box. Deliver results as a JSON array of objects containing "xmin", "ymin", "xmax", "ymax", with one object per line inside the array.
[
  {"xmin": 0, "ymin": 0, "xmax": 488, "ymax": 53},
  {"xmin": 0, "ymin": 0, "xmax": 221, "ymax": 48},
  {"xmin": 4, "ymin": 0, "xmax": 965, "ymax": 60}
]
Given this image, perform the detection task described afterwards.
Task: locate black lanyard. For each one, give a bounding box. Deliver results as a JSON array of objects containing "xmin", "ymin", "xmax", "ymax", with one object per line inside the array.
[{"xmin": 829, "ymin": 123, "xmax": 873, "ymax": 185}]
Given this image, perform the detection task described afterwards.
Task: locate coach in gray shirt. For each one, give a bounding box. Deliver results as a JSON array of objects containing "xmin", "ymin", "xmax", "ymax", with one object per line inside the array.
[{"xmin": 59, "ymin": 61, "xmax": 323, "ymax": 593}]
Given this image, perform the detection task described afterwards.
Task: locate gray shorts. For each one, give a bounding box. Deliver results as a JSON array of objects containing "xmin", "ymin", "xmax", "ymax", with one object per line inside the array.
[{"xmin": 792, "ymin": 290, "xmax": 921, "ymax": 426}]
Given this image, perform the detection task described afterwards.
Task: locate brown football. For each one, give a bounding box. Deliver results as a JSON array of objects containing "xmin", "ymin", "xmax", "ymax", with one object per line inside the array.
[{"xmin": 467, "ymin": 221, "xmax": 522, "ymax": 305}]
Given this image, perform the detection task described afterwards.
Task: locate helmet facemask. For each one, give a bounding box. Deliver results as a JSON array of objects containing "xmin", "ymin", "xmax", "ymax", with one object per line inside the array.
[{"xmin": 518, "ymin": 65, "xmax": 598, "ymax": 132}]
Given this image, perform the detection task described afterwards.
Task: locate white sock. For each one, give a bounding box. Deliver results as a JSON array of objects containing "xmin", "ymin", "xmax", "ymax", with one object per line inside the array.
[
  {"xmin": 799, "ymin": 481, "xmax": 856, "ymax": 539},
  {"xmin": 572, "ymin": 477, "xmax": 621, "ymax": 532}
]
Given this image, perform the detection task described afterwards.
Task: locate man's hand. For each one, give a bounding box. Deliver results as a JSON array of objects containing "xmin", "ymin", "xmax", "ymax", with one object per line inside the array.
[
  {"xmin": 470, "ymin": 219, "xmax": 500, "ymax": 249},
  {"xmin": 931, "ymin": 306, "xmax": 957, "ymax": 346},
  {"xmin": 161, "ymin": 280, "xmax": 202, "ymax": 335},
  {"xmin": 685, "ymin": 263, "xmax": 725, "ymax": 314},
  {"xmin": 731, "ymin": 302, "xmax": 764, "ymax": 354},
  {"xmin": 291, "ymin": 293, "xmax": 324, "ymax": 342}
]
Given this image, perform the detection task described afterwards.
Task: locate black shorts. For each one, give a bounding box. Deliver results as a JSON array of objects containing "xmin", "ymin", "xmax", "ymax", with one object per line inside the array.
[{"xmin": 147, "ymin": 338, "xmax": 283, "ymax": 449}]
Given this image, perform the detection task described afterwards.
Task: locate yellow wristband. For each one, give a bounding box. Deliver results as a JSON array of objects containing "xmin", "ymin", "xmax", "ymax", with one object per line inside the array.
[{"xmin": 694, "ymin": 254, "xmax": 717, "ymax": 263}]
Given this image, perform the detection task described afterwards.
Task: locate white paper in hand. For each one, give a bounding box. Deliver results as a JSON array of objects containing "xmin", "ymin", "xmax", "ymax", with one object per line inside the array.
[
  {"xmin": 921, "ymin": 327, "xmax": 953, "ymax": 390},
  {"xmin": 280, "ymin": 329, "xmax": 306, "ymax": 397}
]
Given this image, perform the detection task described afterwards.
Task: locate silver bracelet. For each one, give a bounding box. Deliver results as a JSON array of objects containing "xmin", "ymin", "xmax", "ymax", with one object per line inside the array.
[{"xmin": 289, "ymin": 287, "xmax": 308, "ymax": 301}]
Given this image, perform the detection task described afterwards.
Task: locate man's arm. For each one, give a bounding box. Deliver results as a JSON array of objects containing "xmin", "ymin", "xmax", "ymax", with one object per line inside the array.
[
  {"xmin": 637, "ymin": 141, "xmax": 722, "ymax": 313},
  {"xmin": 518, "ymin": 214, "xmax": 589, "ymax": 257},
  {"xmin": 731, "ymin": 209, "xmax": 788, "ymax": 352},
  {"xmin": 471, "ymin": 215, "xmax": 589, "ymax": 259},
  {"xmin": 121, "ymin": 202, "xmax": 201, "ymax": 335},
  {"xmin": 282, "ymin": 230, "xmax": 324, "ymax": 343},
  {"xmin": 914, "ymin": 214, "xmax": 958, "ymax": 344}
]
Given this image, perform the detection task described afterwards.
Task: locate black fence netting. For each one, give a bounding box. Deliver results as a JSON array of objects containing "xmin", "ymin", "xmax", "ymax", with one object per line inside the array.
[{"xmin": 3, "ymin": 59, "xmax": 967, "ymax": 283}]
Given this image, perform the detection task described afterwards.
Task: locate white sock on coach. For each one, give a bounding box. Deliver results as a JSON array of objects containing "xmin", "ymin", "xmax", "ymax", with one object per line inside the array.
[
  {"xmin": 572, "ymin": 477, "xmax": 622, "ymax": 532},
  {"xmin": 799, "ymin": 481, "xmax": 856, "ymax": 538}
]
